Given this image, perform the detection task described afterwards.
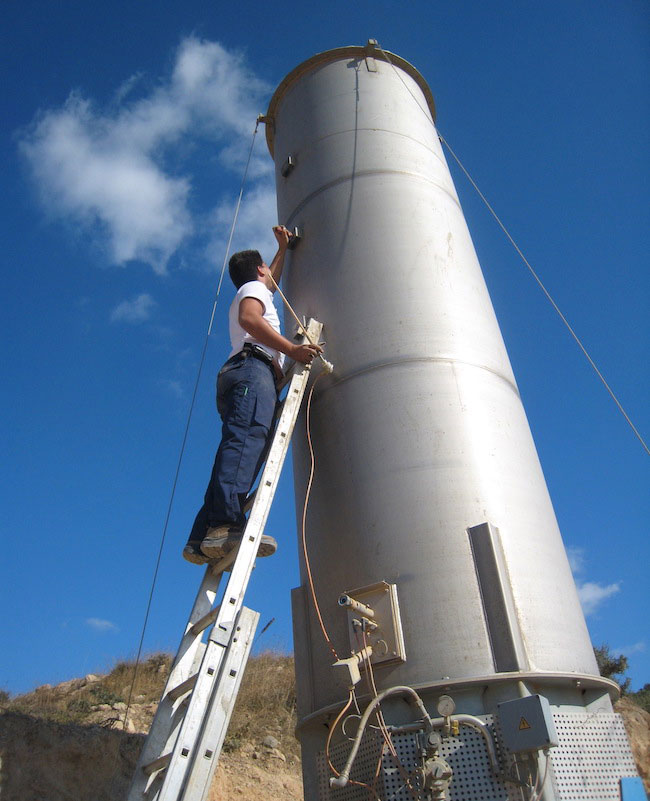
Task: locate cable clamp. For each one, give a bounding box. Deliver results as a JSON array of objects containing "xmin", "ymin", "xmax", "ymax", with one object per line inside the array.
[{"xmin": 332, "ymin": 645, "xmax": 373, "ymax": 687}]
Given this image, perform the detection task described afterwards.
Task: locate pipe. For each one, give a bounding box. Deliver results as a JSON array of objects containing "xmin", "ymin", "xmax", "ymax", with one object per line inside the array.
[
  {"xmin": 330, "ymin": 689, "xmax": 501, "ymax": 789},
  {"xmin": 452, "ymin": 714, "xmax": 500, "ymax": 775},
  {"xmin": 338, "ymin": 594, "xmax": 375, "ymax": 618},
  {"xmin": 330, "ymin": 685, "xmax": 434, "ymax": 788}
]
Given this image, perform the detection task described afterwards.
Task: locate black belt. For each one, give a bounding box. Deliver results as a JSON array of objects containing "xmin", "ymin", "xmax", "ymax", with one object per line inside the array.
[{"xmin": 242, "ymin": 342, "xmax": 274, "ymax": 367}]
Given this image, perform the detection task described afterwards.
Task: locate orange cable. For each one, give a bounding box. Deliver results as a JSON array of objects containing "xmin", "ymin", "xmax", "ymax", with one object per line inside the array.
[
  {"xmin": 362, "ymin": 629, "xmax": 420, "ymax": 800},
  {"xmin": 326, "ymin": 690, "xmax": 354, "ymax": 777},
  {"xmin": 301, "ymin": 373, "xmax": 339, "ymax": 661},
  {"xmin": 326, "ymin": 690, "xmax": 380, "ymax": 797}
]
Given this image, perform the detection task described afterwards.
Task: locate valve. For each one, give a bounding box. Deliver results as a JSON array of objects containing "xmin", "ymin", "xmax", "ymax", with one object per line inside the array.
[{"xmin": 422, "ymin": 756, "xmax": 453, "ymax": 800}]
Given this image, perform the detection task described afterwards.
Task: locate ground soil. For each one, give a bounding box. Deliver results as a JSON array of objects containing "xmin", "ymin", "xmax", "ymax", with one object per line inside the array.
[{"xmin": 616, "ymin": 696, "xmax": 650, "ymax": 794}]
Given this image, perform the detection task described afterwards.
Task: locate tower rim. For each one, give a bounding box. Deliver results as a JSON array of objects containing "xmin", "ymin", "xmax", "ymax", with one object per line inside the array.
[{"xmin": 264, "ymin": 43, "xmax": 437, "ymax": 157}]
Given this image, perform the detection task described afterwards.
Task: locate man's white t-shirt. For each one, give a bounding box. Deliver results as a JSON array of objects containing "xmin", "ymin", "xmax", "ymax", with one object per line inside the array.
[{"xmin": 228, "ymin": 281, "xmax": 285, "ymax": 369}]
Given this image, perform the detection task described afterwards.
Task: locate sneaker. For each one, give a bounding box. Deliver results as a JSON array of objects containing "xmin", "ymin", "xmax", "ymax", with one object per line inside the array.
[
  {"xmin": 182, "ymin": 540, "xmax": 210, "ymax": 565},
  {"xmin": 200, "ymin": 525, "xmax": 237, "ymax": 560},
  {"xmin": 223, "ymin": 530, "xmax": 277, "ymax": 558},
  {"xmin": 200, "ymin": 526, "xmax": 277, "ymax": 559}
]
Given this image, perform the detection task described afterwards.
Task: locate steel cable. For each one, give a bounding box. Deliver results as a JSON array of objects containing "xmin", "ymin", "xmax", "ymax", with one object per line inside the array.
[{"xmin": 376, "ymin": 43, "xmax": 648, "ymax": 456}]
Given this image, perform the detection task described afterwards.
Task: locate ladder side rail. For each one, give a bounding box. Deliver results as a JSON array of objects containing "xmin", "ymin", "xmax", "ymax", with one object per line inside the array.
[
  {"xmin": 155, "ymin": 362, "xmax": 312, "ymax": 800},
  {"xmin": 207, "ymin": 319, "xmax": 322, "ymax": 657},
  {"xmin": 156, "ymin": 320, "xmax": 321, "ymax": 801},
  {"xmin": 155, "ymin": 623, "xmax": 243, "ymax": 801},
  {"xmin": 131, "ymin": 319, "xmax": 323, "ymax": 800},
  {"xmin": 127, "ymin": 559, "xmax": 231, "ymax": 800},
  {"xmin": 183, "ymin": 606, "xmax": 260, "ymax": 801}
]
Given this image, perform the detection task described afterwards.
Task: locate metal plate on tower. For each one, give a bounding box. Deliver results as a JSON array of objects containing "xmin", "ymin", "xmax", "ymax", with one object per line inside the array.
[{"xmin": 341, "ymin": 581, "xmax": 406, "ymax": 667}]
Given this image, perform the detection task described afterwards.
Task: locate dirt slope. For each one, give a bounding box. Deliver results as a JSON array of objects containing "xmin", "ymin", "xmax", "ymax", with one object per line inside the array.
[
  {"xmin": 0, "ymin": 654, "xmax": 302, "ymax": 801},
  {"xmin": 0, "ymin": 711, "xmax": 301, "ymax": 801},
  {"xmin": 616, "ymin": 697, "xmax": 650, "ymax": 793}
]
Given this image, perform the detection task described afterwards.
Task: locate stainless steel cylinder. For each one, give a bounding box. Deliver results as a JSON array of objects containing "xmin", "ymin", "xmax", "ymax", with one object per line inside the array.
[{"xmin": 266, "ymin": 44, "xmax": 621, "ymax": 799}]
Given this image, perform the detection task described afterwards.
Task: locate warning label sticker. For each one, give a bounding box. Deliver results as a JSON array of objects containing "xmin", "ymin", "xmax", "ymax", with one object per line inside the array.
[{"xmin": 518, "ymin": 717, "xmax": 531, "ymax": 731}]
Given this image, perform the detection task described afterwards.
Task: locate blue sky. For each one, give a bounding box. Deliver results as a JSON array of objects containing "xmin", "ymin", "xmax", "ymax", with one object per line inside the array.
[{"xmin": 1, "ymin": 1, "xmax": 648, "ymax": 695}]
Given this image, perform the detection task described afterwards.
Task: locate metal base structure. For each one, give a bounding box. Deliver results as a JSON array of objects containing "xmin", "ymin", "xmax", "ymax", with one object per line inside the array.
[
  {"xmin": 307, "ymin": 680, "xmax": 641, "ymax": 801},
  {"xmin": 291, "ymin": 523, "xmax": 642, "ymax": 799},
  {"xmin": 317, "ymin": 709, "xmax": 639, "ymax": 801}
]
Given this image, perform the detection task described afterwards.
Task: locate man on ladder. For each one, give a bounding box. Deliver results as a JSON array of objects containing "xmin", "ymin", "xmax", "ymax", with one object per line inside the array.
[{"xmin": 183, "ymin": 224, "xmax": 322, "ymax": 565}]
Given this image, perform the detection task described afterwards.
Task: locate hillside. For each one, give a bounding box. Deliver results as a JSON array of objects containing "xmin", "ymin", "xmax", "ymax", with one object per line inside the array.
[
  {"xmin": 0, "ymin": 653, "xmax": 648, "ymax": 800},
  {"xmin": 0, "ymin": 653, "xmax": 302, "ymax": 801}
]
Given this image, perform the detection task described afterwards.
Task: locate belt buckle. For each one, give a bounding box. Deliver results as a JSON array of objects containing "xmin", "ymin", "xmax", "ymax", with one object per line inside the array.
[{"xmin": 246, "ymin": 343, "xmax": 272, "ymax": 365}]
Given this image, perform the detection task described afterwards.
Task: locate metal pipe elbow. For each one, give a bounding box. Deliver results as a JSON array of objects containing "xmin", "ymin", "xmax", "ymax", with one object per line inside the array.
[
  {"xmin": 329, "ymin": 773, "xmax": 350, "ymax": 788},
  {"xmin": 454, "ymin": 714, "xmax": 500, "ymax": 775}
]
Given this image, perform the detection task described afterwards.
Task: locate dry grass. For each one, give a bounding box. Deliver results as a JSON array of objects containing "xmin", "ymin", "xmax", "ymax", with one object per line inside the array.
[
  {"xmin": 225, "ymin": 651, "xmax": 299, "ymax": 758},
  {"xmin": 1, "ymin": 653, "xmax": 172, "ymax": 725},
  {"xmin": 1, "ymin": 651, "xmax": 299, "ymax": 758}
]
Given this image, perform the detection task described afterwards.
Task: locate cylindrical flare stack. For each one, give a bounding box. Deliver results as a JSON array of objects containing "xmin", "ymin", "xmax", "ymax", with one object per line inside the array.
[{"xmin": 265, "ymin": 43, "xmax": 630, "ymax": 800}]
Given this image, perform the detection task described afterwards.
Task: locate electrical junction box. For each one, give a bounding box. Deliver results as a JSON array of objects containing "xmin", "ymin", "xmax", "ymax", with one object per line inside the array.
[{"xmin": 497, "ymin": 694, "xmax": 558, "ymax": 753}]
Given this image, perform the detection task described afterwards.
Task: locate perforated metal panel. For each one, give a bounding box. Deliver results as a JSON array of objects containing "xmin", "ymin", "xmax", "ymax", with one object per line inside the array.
[
  {"xmin": 317, "ymin": 729, "xmax": 387, "ymax": 801},
  {"xmin": 318, "ymin": 716, "xmax": 514, "ymax": 801},
  {"xmin": 548, "ymin": 712, "xmax": 638, "ymax": 800},
  {"xmin": 437, "ymin": 721, "xmax": 513, "ymax": 801},
  {"xmin": 318, "ymin": 711, "xmax": 638, "ymax": 800}
]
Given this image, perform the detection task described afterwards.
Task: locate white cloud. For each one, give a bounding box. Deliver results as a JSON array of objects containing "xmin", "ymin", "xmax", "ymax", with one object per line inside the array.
[
  {"xmin": 86, "ymin": 617, "xmax": 119, "ymax": 633},
  {"xmin": 110, "ymin": 293, "xmax": 156, "ymax": 323},
  {"xmin": 566, "ymin": 546, "xmax": 585, "ymax": 575},
  {"xmin": 567, "ymin": 545, "xmax": 621, "ymax": 617},
  {"xmin": 18, "ymin": 37, "xmax": 273, "ymax": 273},
  {"xmin": 577, "ymin": 581, "xmax": 621, "ymax": 616},
  {"xmin": 612, "ymin": 641, "xmax": 646, "ymax": 657},
  {"xmin": 20, "ymin": 95, "xmax": 192, "ymax": 273},
  {"xmin": 159, "ymin": 378, "xmax": 185, "ymax": 401}
]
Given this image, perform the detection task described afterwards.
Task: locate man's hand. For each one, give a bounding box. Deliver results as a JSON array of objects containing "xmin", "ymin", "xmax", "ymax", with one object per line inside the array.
[
  {"xmin": 239, "ymin": 297, "xmax": 324, "ymax": 367},
  {"xmin": 290, "ymin": 342, "xmax": 324, "ymax": 365},
  {"xmin": 273, "ymin": 225, "xmax": 291, "ymax": 250}
]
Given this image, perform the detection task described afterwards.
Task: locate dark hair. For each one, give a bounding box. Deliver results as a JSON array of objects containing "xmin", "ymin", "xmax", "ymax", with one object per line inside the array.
[{"xmin": 228, "ymin": 250, "xmax": 263, "ymax": 289}]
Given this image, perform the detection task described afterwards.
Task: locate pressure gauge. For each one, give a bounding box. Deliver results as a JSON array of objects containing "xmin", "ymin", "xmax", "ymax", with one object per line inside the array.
[{"xmin": 437, "ymin": 695, "xmax": 456, "ymax": 717}]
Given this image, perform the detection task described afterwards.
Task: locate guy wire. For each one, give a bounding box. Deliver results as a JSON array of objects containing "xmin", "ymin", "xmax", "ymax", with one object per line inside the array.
[
  {"xmin": 376, "ymin": 43, "xmax": 648, "ymax": 456},
  {"xmin": 115, "ymin": 119, "xmax": 261, "ymax": 748}
]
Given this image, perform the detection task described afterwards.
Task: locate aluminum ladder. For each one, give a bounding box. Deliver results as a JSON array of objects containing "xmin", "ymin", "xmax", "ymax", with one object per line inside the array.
[{"xmin": 127, "ymin": 318, "xmax": 323, "ymax": 801}]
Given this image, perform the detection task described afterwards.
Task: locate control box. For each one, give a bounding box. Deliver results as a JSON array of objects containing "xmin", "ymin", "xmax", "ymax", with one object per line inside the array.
[{"xmin": 497, "ymin": 694, "xmax": 558, "ymax": 753}]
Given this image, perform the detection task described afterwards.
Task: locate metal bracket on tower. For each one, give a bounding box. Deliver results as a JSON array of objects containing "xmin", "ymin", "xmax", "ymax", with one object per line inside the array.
[
  {"xmin": 287, "ymin": 226, "xmax": 302, "ymax": 249},
  {"xmin": 281, "ymin": 154, "xmax": 296, "ymax": 177},
  {"xmin": 365, "ymin": 38, "xmax": 379, "ymax": 72},
  {"xmin": 332, "ymin": 645, "xmax": 374, "ymax": 687}
]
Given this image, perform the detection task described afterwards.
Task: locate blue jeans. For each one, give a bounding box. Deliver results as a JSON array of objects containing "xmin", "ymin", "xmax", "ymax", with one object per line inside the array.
[{"xmin": 188, "ymin": 352, "xmax": 278, "ymax": 544}]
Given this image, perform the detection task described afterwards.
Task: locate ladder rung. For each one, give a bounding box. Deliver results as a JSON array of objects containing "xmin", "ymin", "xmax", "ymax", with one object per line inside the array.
[
  {"xmin": 190, "ymin": 606, "xmax": 220, "ymax": 636},
  {"xmin": 167, "ymin": 673, "xmax": 198, "ymax": 702},
  {"xmin": 142, "ymin": 752, "xmax": 172, "ymax": 776}
]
